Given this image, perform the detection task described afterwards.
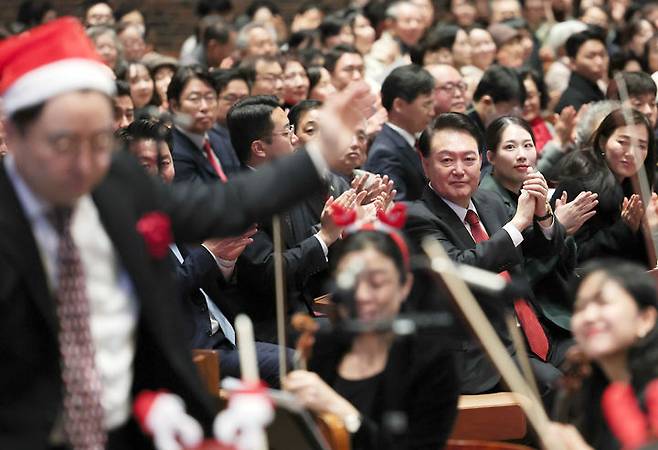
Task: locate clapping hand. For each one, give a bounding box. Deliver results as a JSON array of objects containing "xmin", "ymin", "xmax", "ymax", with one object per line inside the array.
[
  {"xmin": 554, "ymin": 191, "xmax": 598, "ymax": 235},
  {"xmin": 203, "ymin": 226, "xmax": 258, "ymax": 261},
  {"xmin": 621, "ymin": 194, "xmax": 645, "ymax": 233}
]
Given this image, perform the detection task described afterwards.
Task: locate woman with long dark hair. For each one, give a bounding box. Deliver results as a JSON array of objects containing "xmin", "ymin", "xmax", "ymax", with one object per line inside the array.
[
  {"xmin": 552, "ymin": 108, "xmax": 657, "ymax": 266},
  {"xmin": 561, "ymin": 259, "xmax": 658, "ymax": 450}
]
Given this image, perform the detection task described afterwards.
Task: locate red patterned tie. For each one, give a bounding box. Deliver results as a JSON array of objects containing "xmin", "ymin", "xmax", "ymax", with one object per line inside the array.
[
  {"xmin": 464, "ymin": 209, "xmax": 549, "ymax": 361},
  {"xmin": 203, "ymin": 138, "xmax": 228, "ymax": 183},
  {"xmin": 51, "ymin": 208, "xmax": 107, "ymax": 450}
]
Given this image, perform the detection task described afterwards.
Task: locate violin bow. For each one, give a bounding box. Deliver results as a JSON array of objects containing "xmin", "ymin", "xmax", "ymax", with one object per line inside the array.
[
  {"xmin": 422, "ymin": 238, "xmax": 565, "ymax": 450},
  {"xmin": 272, "ymin": 215, "xmax": 289, "ymax": 385},
  {"xmin": 614, "ymin": 73, "xmax": 658, "ymax": 268},
  {"xmin": 505, "ymin": 313, "xmax": 541, "ymax": 403}
]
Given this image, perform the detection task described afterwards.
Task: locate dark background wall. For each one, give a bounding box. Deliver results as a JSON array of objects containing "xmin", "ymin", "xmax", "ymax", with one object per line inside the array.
[{"xmin": 0, "ymin": 0, "xmax": 321, "ymax": 55}]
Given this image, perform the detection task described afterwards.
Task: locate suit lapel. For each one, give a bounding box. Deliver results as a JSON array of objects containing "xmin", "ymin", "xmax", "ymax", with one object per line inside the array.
[
  {"xmin": 472, "ymin": 191, "xmax": 505, "ymax": 236},
  {"xmin": 175, "ymin": 129, "xmax": 218, "ymax": 179},
  {"xmin": 384, "ymin": 125, "xmax": 425, "ymax": 179},
  {"xmin": 421, "ymin": 186, "xmax": 475, "ymax": 248},
  {"xmin": 0, "ymin": 163, "xmax": 58, "ymax": 334}
]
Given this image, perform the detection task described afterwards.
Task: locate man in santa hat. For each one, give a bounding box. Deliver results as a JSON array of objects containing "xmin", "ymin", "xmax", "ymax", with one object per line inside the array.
[{"xmin": 0, "ymin": 17, "xmax": 371, "ymax": 450}]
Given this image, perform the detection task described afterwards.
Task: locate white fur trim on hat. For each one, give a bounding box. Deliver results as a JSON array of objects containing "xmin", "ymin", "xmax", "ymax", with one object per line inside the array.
[{"xmin": 3, "ymin": 58, "xmax": 115, "ymax": 116}]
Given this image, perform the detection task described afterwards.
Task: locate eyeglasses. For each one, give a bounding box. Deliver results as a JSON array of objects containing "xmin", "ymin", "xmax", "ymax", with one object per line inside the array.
[
  {"xmin": 256, "ymin": 74, "xmax": 284, "ymax": 84},
  {"xmin": 272, "ymin": 124, "xmax": 295, "ymax": 139},
  {"xmin": 436, "ymin": 82, "xmax": 468, "ymax": 94},
  {"xmin": 45, "ymin": 130, "xmax": 115, "ymax": 156},
  {"xmin": 183, "ymin": 93, "xmax": 217, "ymax": 107}
]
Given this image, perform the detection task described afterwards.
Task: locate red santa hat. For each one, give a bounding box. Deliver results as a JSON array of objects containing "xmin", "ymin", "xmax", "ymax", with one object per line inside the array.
[{"xmin": 0, "ymin": 17, "xmax": 115, "ymax": 116}]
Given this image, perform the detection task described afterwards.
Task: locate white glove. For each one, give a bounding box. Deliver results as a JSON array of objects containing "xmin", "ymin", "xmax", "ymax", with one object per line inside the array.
[{"xmin": 134, "ymin": 391, "xmax": 204, "ymax": 450}]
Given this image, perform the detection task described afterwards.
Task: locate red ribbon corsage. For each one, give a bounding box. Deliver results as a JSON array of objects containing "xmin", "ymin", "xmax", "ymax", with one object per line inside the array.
[{"xmin": 136, "ymin": 211, "xmax": 173, "ymax": 259}]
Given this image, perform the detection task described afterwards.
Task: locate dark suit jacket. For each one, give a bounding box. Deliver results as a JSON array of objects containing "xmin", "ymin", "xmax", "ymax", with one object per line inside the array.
[
  {"xmin": 404, "ymin": 186, "xmax": 565, "ymax": 393},
  {"xmin": 168, "ymin": 244, "xmax": 236, "ymax": 350},
  {"xmin": 209, "ymin": 124, "xmax": 241, "ymax": 177},
  {"xmin": 479, "ymin": 174, "xmax": 575, "ymax": 330},
  {"xmin": 364, "ymin": 123, "xmax": 426, "ymax": 201},
  {"xmin": 0, "ymin": 148, "xmax": 323, "ymax": 449},
  {"xmin": 171, "ymin": 127, "xmax": 223, "ymax": 184},
  {"xmin": 555, "ymin": 72, "xmax": 605, "ymax": 114},
  {"xmin": 309, "ymin": 333, "xmax": 459, "ymax": 450}
]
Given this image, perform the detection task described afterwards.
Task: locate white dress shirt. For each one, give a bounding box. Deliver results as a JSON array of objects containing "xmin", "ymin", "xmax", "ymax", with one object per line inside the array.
[{"xmin": 4, "ymin": 155, "xmax": 138, "ymax": 433}]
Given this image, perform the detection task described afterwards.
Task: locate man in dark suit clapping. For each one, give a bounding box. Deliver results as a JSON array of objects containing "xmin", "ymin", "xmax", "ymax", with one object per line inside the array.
[{"xmin": 404, "ymin": 113, "xmax": 566, "ymax": 398}]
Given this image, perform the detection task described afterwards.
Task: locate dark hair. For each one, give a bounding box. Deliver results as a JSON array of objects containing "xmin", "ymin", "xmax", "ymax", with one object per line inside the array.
[
  {"xmin": 485, "ymin": 116, "xmax": 536, "ymax": 155},
  {"xmin": 418, "ymin": 112, "xmax": 484, "ymax": 157},
  {"xmin": 319, "ymin": 15, "xmax": 349, "ymax": 46},
  {"xmin": 380, "ymin": 64, "xmax": 435, "ymax": 112},
  {"xmin": 121, "ymin": 117, "xmax": 172, "ymax": 150},
  {"xmin": 607, "ymin": 50, "xmax": 641, "ymax": 80},
  {"xmin": 16, "ymin": 0, "xmax": 54, "ymax": 29},
  {"xmin": 123, "ymin": 61, "xmax": 160, "ymax": 107},
  {"xmin": 288, "ymin": 99, "xmax": 322, "ymax": 130},
  {"xmin": 238, "ymin": 55, "xmax": 282, "ymax": 85},
  {"xmin": 473, "ymin": 64, "xmax": 526, "ymax": 105},
  {"xmin": 618, "ymin": 17, "xmax": 650, "ymax": 56},
  {"xmin": 331, "ymin": 230, "xmax": 410, "ymax": 284},
  {"xmin": 306, "ymin": 65, "xmax": 325, "ymax": 92},
  {"xmin": 196, "ymin": 0, "xmax": 232, "ymax": 17},
  {"xmin": 226, "ymin": 95, "xmax": 280, "ymax": 164},
  {"xmin": 517, "ymin": 67, "xmax": 548, "ymax": 110},
  {"xmin": 410, "ymin": 24, "xmax": 459, "ymax": 65},
  {"xmin": 9, "ymin": 102, "xmax": 46, "ymax": 134},
  {"xmin": 210, "ymin": 67, "xmax": 250, "ymax": 94},
  {"xmin": 202, "ymin": 17, "xmax": 233, "ymax": 46},
  {"xmin": 571, "ymin": 259, "xmax": 658, "ymax": 447},
  {"xmin": 565, "ymin": 27, "xmax": 606, "ymax": 59},
  {"xmin": 323, "ymin": 44, "xmax": 361, "ymax": 74},
  {"xmin": 642, "ymin": 34, "xmax": 658, "ymax": 73},
  {"xmin": 297, "ymin": 1, "xmax": 325, "ymax": 15},
  {"xmin": 115, "ymin": 79, "xmax": 131, "ymax": 98},
  {"xmin": 113, "ymin": 1, "xmax": 145, "ymax": 23},
  {"xmin": 558, "ymin": 108, "xmax": 656, "ymax": 201},
  {"xmin": 246, "ymin": 0, "xmax": 279, "ymax": 18},
  {"xmin": 166, "ymin": 65, "xmax": 215, "ymax": 104},
  {"xmin": 606, "ymin": 71, "xmax": 657, "ymax": 101},
  {"xmin": 288, "ymin": 30, "xmax": 320, "ymax": 52}
]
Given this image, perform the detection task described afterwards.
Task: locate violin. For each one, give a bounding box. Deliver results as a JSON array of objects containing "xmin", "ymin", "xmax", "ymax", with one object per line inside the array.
[{"xmin": 291, "ymin": 313, "xmax": 351, "ymax": 450}]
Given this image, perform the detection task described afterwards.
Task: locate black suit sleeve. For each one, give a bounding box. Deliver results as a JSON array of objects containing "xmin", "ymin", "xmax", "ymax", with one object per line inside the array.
[
  {"xmin": 236, "ymin": 230, "xmax": 328, "ymax": 309},
  {"xmin": 114, "ymin": 149, "xmax": 324, "ymax": 241},
  {"xmin": 170, "ymin": 246, "xmax": 219, "ymax": 297},
  {"xmin": 552, "ymin": 180, "xmax": 638, "ymax": 262},
  {"xmin": 405, "ymin": 202, "xmax": 521, "ymax": 273},
  {"xmin": 364, "ymin": 147, "xmax": 411, "ymax": 201}
]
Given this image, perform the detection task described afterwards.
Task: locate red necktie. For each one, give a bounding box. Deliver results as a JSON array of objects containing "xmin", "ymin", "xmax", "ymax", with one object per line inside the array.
[
  {"xmin": 464, "ymin": 209, "xmax": 550, "ymax": 361},
  {"xmin": 51, "ymin": 208, "xmax": 107, "ymax": 450},
  {"xmin": 203, "ymin": 138, "xmax": 228, "ymax": 183}
]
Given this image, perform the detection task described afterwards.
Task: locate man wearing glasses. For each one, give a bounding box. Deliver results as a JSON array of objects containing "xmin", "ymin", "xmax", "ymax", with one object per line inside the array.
[
  {"xmin": 168, "ymin": 65, "xmax": 230, "ymax": 184},
  {"xmin": 425, "ymin": 64, "xmax": 469, "ymax": 115},
  {"xmin": 242, "ymin": 55, "xmax": 285, "ymax": 104}
]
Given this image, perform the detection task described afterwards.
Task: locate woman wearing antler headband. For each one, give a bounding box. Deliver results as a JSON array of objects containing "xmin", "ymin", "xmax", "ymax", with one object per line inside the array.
[
  {"xmin": 558, "ymin": 259, "xmax": 658, "ymax": 450},
  {"xmin": 283, "ymin": 207, "xmax": 460, "ymax": 450}
]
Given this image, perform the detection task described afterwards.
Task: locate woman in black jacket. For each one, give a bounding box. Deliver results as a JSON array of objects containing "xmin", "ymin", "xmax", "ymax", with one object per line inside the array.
[
  {"xmin": 561, "ymin": 259, "xmax": 658, "ymax": 450},
  {"xmin": 283, "ymin": 228, "xmax": 460, "ymax": 450},
  {"xmin": 552, "ymin": 108, "xmax": 656, "ymax": 266}
]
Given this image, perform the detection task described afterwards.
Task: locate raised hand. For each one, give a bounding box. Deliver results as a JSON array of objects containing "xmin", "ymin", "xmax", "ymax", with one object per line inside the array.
[
  {"xmin": 521, "ymin": 169, "xmax": 550, "ymax": 219},
  {"xmin": 554, "ymin": 191, "xmax": 598, "ymax": 235},
  {"xmin": 511, "ymin": 189, "xmax": 535, "ymax": 231},
  {"xmin": 317, "ymin": 82, "xmax": 377, "ymax": 170},
  {"xmin": 203, "ymin": 226, "xmax": 257, "ymax": 261},
  {"xmin": 552, "ymin": 105, "xmax": 578, "ymax": 148},
  {"xmin": 621, "ymin": 194, "xmax": 644, "ymax": 233}
]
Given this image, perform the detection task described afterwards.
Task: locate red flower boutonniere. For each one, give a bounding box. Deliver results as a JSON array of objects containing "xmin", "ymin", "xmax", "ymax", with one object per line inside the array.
[{"xmin": 136, "ymin": 212, "xmax": 172, "ymax": 259}]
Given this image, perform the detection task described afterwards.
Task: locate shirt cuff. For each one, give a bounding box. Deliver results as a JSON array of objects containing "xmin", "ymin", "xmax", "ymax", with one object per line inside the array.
[
  {"xmin": 201, "ymin": 244, "xmax": 236, "ymax": 280},
  {"xmin": 502, "ymin": 223, "xmax": 524, "ymax": 247},
  {"xmin": 305, "ymin": 141, "xmax": 330, "ymax": 180},
  {"xmin": 313, "ymin": 233, "xmax": 330, "ymax": 261}
]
